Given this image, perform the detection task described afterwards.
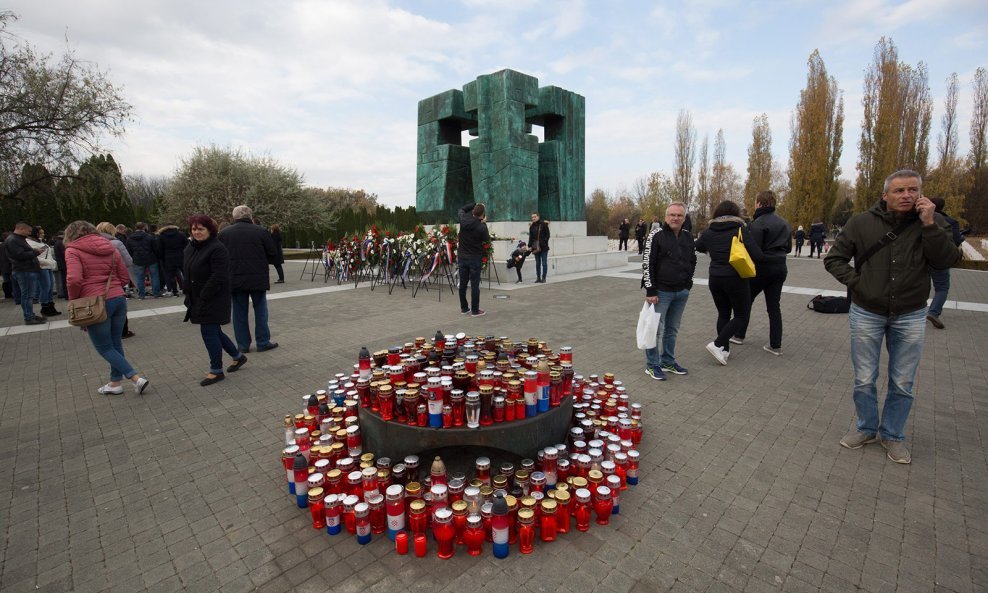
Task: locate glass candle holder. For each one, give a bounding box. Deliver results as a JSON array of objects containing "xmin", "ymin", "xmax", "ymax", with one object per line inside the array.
[
  {"xmin": 465, "ymin": 392, "xmax": 481, "ymax": 428},
  {"xmin": 573, "ymin": 488, "xmax": 592, "ymax": 532},
  {"xmin": 385, "ymin": 484, "xmax": 405, "ymax": 540},
  {"xmin": 593, "ymin": 486, "xmax": 613, "ymax": 525},
  {"xmin": 433, "ymin": 507, "xmax": 455, "ymax": 559},
  {"xmin": 606, "ymin": 475, "xmax": 622, "ymax": 515},
  {"xmin": 408, "ymin": 500, "xmax": 427, "ymax": 536},
  {"xmin": 626, "ymin": 450, "xmax": 639, "ymax": 486},
  {"xmin": 451, "ymin": 500, "xmax": 468, "ymax": 545},
  {"xmin": 464, "ymin": 515, "xmax": 484, "ymax": 556},
  {"xmin": 517, "ymin": 508, "xmax": 536, "ymax": 554},
  {"xmin": 539, "ymin": 498, "xmax": 558, "ymax": 542},
  {"xmin": 307, "ymin": 487, "xmax": 326, "ymax": 529}
]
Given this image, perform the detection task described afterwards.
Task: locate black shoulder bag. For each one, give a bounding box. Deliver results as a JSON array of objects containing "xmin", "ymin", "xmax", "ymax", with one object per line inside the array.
[{"xmin": 808, "ymin": 218, "xmax": 914, "ymax": 314}]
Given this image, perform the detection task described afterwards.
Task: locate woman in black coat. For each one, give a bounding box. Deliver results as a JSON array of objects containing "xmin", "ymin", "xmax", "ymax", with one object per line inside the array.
[
  {"xmin": 694, "ymin": 200, "xmax": 763, "ymax": 366},
  {"xmin": 269, "ymin": 223, "xmax": 285, "ymax": 283},
  {"xmin": 183, "ymin": 215, "xmax": 247, "ymax": 386},
  {"xmin": 528, "ymin": 213, "xmax": 551, "ymax": 283}
]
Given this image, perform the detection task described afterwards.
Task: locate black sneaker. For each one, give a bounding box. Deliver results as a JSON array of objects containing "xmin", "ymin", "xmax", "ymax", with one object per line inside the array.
[
  {"xmin": 645, "ymin": 366, "xmax": 667, "ymax": 381},
  {"xmin": 471, "ymin": 310, "xmax": 486, "ymax": 317},
  {"xmin": 25, "ymin": 318, "xmax": 45, "ymax": 326}
]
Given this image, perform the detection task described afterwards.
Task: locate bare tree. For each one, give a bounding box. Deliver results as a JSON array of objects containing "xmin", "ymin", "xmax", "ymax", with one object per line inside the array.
[
  {"xmin": 672, "ymin": 109, "xmax": 696, "ymax": 210},
  {"xmin": 0, "ymin": 12, "xmax": 132, "ymax": 202},
  {"xmin": 971, "ymin": 67, "xmax": 988, "ymax": 172},
  {"xmin": 695, "ymin": 134, "xmax": 712, "ymax": 227}
]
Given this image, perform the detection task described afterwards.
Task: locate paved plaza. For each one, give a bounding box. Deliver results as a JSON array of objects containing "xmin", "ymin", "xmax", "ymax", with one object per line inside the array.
[{"xmin": 1, "ymin": 255, "xmax": 986, "ymax": 593}]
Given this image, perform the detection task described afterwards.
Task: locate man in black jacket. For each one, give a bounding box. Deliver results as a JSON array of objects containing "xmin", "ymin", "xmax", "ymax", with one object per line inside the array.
[
  {"xmin": 157, "ymin": 225, "xmax": 189, "ymax": 296},
  {"xmin": 641, "ymin": 202, "xmax": 696, "ymax": 380},
  {"xmin": 126, "ymin": 222, "xmax": 162, "ymax": 298},
  {"xmin": 4, "ymin": 222, "xmax": 45, "ymax": 324},
  {"xmin": 218, "ymin": 205, "xmax": 279, "ymax": 352},
  {"xmin": 732, "ymin": 190, "xmax": 791, "ymax": 355},
  {"xmin": 457, "ymin": 202, "xmax": 490, "ymax": 316}
]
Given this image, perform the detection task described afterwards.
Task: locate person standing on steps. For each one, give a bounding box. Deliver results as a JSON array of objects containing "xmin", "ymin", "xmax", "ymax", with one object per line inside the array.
[
  {"xmin": 529, "ymin": 212, "xmax": 550, "ymax": 283},
  {"xmin": 635, "ymin": 218, "xmax": 648, "ymax": 255},
  {"xmin": 618, "ymin": 218, "xmax": 630, "ymax": 251},
  {"xmin": 219, "ymin": 205, "xmax": 280, "ymax": 353},
  {"xmin": 825, "ymin": 169, "xmax": 960, "ymax": 464},
  {"xmin": 457, "ymin": 202, "xmax": 490, "ymax": 316},
  {"xmin": 794, "ymin": 225, "xmax": 805, "ymax": 256}
]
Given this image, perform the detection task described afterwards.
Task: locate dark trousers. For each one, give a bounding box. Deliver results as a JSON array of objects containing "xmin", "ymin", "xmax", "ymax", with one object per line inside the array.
[
  {"xmin": 458, "ymin": 257, "xmax": 482, "ymax": 313},
  {"xmin": 164, "ymin": 263, "xmax": 183, "ymax": 295},
  {"xmin": 735, "ymin": 264, "xmax": 787, "ymax": 348},
  {"xmin": 619, "ymin": 237, "xmax": 629, "ymax": 251},
  {"xmin": 708, "ymin": 275, "xmax": 752, "ymax": 351},
  {"xmin": 200, "ymin": 323, "xmax": 241, "ymax": 374},
  {"xmin": 637, "ymin": 238, "xmax": 645, "ymax": 255},
  {"xmin": 515, "ymin": 262, "xmax": 524, "ymax": 282},
  {"xmin": 274, "ymin": 263, "xmax": 285, "ymax": 282}
]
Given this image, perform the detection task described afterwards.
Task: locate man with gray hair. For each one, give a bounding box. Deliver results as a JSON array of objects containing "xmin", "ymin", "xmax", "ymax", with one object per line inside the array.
[
  {"xmin": 825, "ymin": 170, "xmax": 960, "ymax": 464},
  {"xmin": 218, "ymin": 205, "xmax": 279, "ymax": 352}
]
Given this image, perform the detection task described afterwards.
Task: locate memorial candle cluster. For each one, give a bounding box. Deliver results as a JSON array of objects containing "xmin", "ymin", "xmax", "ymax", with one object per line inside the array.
[{"xmin": 279, "ymin": 331, "xmax": 645, "ymax": 558}]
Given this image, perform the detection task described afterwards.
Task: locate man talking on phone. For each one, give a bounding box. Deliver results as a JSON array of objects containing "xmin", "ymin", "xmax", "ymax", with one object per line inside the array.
[{"xmin": 824, "ymin": 170, "xmax": 960, "ymax": 464}]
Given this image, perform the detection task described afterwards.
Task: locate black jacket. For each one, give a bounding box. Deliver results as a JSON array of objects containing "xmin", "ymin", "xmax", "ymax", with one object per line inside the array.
[
  {"xmin": 749, "ymin": 206, "xmax": 791, "ymax": 266},
  {"xmin": 157, "ymin": 227, "xmax": 189, "ymax": 268},
  {"xmin": 825, "ymin": 201, "xmax": 960, "ymax": 315},
  {"xmin": 529, "ymin": 219, "xmax": 550, "ymax": 253},
  {"xmin": 694, "ymin": 217, "xmax": 764, "ymax": 278},
  {"xmin": 618, "ymin": 222, "xmax": 630, "ymax": 239},
  {"xmin": 634, "ymin": 222, "xmax": 648, "ymax": 241},
  {"xmin": 127, "ymin": 230, "xmax": 160, "ymax": 266},
  {"xmin": 4, "ymin": 233, "xmax": 40, "ymax": 272},
  {"xmin": 808, "ymin": 223, "xmax": 826, "ymax": 243},
  {"xmin": 218, "ymin": 219, "xmax": 278, "ymax": 292},
  {"xmin": 183, "ymin": 236, "xmax": 232, "ymax": 325},
  {"xmin": 794, "ymin": 229, "xmax": 805, "ymax": 243},
  {"xmin": 54, "ymin": 239, "xmax": 66, "ymax": 272},
  {"xmin": 271, "ymin": 230, "xmax": 285, "ymax": 264},
  {"xmin": 642, "ymin": 226, "xmax": 696, "ymax": 295},
  {"xmin": 457, "ymin": 203, "xmax": 490, "ymax": 260}
]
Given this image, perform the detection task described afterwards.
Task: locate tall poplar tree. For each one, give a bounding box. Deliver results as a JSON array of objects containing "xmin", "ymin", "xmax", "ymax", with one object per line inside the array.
[
  {"xmin": 695, "ymin": 135, "xmax": 712, "ymax": 227},
  {"xmin": 785, "ymin": 50, "xmax": 844, "ymax": 229},
  {"xmin": 672, "ymin": 109, "xmax": 697, "ymax": 210},
  {"xmin": 742, "ymin": 114, "xmax": 773, "ymax": 212},
  {"xmin": 967, "ymin": 67, "xmax": 988, "ymax": 230},
  {"xmin": 855, "ymin": 37, "xmax": 932, "ymax": 211}
]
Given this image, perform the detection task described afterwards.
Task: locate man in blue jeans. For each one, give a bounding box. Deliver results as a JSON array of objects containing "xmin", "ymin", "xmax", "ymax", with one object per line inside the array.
[
  {"xmin": 925, "ymin": 197, "xmax": 964, "ymax": 329},
  {"xmin": 642, "ymin": 202, "xmax": 696, "ymax": 380},
  {"xmin": 457, "ymin": 202, "xmax": 490, "ymax": 317},
  {"xmin": 825, "ymin": 170, "xmax": 960, "ymax": 464},
  {"xmin": 4, "ymin": 222, "xmax": 46, "ymax": 325},
  {"xmin": 219, "ymin": 205, "xmax": 279, "ymax": 352}
]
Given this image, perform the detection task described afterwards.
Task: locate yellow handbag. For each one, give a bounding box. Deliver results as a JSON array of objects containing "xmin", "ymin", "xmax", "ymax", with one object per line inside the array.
[{"xmin": 729, "ymin": 228, "xmax": 756, "ymax": 278}]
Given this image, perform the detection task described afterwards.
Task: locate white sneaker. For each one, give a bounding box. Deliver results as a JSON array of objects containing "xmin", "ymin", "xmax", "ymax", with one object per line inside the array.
[
  {"xmin": 133, "ymin": 376, "xmax": 150, "ymax": 395},
  {"xmin": 97, "ymin": 383, "xmax": 124, "ymax": 395},
  {"xmin": 705, "ymin": 342, "xmax": 728, "ymax": 365},
  {"xmin": 729, "ymin": 337, "xmax": 744, "ymax": 345}
]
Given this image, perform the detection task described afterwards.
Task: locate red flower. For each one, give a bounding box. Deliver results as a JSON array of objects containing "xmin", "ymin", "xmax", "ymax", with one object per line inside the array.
[{"xmin": 482, "ymin": 257, "xmax": 488, "ymax": 263}]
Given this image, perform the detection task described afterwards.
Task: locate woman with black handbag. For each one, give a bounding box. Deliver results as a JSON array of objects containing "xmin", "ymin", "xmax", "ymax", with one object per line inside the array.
[{"xmin": 64, "ymin": 221, "xmax": 150, "ymax": 395}]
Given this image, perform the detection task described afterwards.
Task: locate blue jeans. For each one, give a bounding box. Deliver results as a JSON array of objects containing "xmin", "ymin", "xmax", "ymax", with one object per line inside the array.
[
  {"xmin": 848, "ymin": 303, "xmax": 926, "ymax": 442},
  {"xmin": 645, "ymin": 289, "xmax": 690, "ymax": 369},
  {"xmin": 534, "ymin": 250, "xmax": 548, "ymax": 280},
  {"xmin": 12, "ymin": 271, "xmax": 39, "ymax": 321},
  {"xmin": 232, "ymin": 290, "xmax": 272, "ymax": 350},
  {"xmin": 928, "ymin": 268, "xmax": 950, "ymax": 317},
  {"xmin": 130, "ymin": 263, "xmax": 161, "ymax": 297},
  {"xmin": 458, "ymin": 257, "xmax": 482, "ymax": 313},
  {"xmin": 36, "ymin": 268, "xmax": 53, "ymax": 304},
  {"xmin": 86, "ymin": 296, "xmax": 136, "ymax": 381},
  {"xmin": 200, "ymin": 324, "xmax": 243, "ymax": 374}
]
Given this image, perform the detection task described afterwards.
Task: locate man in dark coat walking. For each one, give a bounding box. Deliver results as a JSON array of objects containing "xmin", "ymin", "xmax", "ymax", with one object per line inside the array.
[
  {"xmin": 157, "ymin": 225, "xmax": 189, "ymax": 297},
  {"xmin": 218, "ymin": 205, "xmax": 279, "ymax": 352},
  {"xmin": 126, "ymin": 222, "xmax": 162, "ymax": 298}
]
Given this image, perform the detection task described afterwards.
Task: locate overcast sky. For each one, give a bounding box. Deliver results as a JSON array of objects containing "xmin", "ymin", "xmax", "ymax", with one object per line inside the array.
[{"xmin": 6, "ymin": 0, "xmax": 987, "ymax": 208}]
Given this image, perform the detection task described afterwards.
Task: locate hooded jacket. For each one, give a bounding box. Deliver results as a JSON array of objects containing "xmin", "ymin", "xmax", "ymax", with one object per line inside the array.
[
  {"xmin": 183, "ymin": 235, "xmax": 232, "ymax": 325},
  {"xmin": 127, "ymin": 230, "xmax": 160, "ymax": 266},
  {"xmin": 457, "ymin": 203, "xmax": 491, "ymax": 260},
  {"xmin": 824, "ymin": 200, "xmax": 961, "ymax": 316},
  {"xmin": 748, "ymin": 206, "xmax": 792, "ymax": 266},
  {"xmin": 641, "ymin": 226, "xmax": 696, "ymax": 295},
  {"xmin": 65, "ymin": 233, "xmax": 130, "ymax": 300},
  {"xmin": 694, "ymin": 216, "xmax": 763, "ymax": 278},
  {"xmin": 157, "ymin": 226, "xmax": 189, "ymax": 267}
]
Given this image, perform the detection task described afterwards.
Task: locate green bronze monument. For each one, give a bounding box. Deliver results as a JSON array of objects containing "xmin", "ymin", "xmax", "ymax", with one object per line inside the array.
[{"xmin": 416, "ymin": 69, "xmax": 585, "ymax": 223}]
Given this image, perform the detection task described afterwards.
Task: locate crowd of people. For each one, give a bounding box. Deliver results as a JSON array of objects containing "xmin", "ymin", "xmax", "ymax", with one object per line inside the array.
[
  {"xmin": 640, "ymin": 169, "xmax": 963, "ymax": 464},
  {"xmin": 1, "ymin": 205, "xmax": 285, "ymax": 390}
]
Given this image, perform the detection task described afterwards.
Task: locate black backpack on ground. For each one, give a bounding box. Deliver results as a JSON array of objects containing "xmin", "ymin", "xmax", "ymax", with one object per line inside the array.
[{"xmin": 808, "ymin": 295, "xmax": 850, "ymax": 314}]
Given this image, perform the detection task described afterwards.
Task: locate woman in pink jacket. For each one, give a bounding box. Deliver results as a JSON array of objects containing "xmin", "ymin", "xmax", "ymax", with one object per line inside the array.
[{"xmin": 64, "ymin": 221, "xmax": 150, "ymax": 395}]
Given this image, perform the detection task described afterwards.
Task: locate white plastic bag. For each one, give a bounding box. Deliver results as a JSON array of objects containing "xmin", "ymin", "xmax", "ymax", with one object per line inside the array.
[{"xmin": 636, "ymin": 302, "xmax": 661, "ymax": 350}]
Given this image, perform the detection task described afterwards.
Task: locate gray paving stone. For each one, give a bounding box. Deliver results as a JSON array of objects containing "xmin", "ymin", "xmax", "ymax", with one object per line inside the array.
[{"xmin": 1, "ymin": 261, "xmax": 986, "ymax": 593}]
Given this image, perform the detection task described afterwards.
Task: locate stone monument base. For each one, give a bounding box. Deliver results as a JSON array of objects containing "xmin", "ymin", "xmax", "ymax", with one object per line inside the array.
[{"xmin": 486, "ymin": 221, "xmax": 628, "ymax": 279}]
